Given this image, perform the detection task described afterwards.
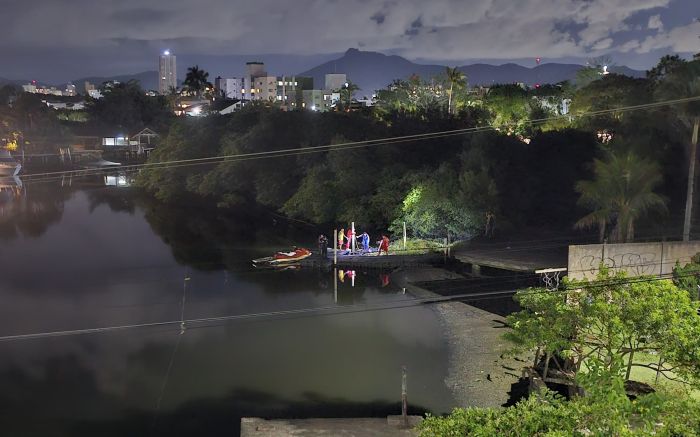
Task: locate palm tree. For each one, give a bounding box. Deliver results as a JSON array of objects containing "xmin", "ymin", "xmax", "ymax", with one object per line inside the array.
[
  {"xmin": 338, "ymin": 82, "xmax": 359, "ymax": 111},
  {"xmin": 575, "ymin": 152, "xmax": 667, "ymax": 243},
  {"xmin": 183, "ymin": 65, "xmax": 212, "ymax": 98},
  {"xmin": 445, "ymin": 67, "xmax": 466, "ymax": 114},
  {"xmin": 655, "ymin": 60, "xmax": 700, "ymax": 241}
]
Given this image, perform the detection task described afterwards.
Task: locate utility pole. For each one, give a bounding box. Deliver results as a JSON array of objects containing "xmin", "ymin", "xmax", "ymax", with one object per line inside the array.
[
  {"xmin": 683, "ymin": 117, "xmax": 699, "ymax": 241},
  {"xmin": 401, "ymin": 365, "xmax": 408, "ymax": 427}
]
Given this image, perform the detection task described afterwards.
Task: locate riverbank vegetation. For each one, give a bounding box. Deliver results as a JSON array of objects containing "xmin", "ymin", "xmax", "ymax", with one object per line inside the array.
[
  {"xmin": 419, "ymin": 269, "xmax": 700, "ymax": 435},
  {"xmin": 134, "ymin": 56, "xmax": 698, "ymax": 241}
]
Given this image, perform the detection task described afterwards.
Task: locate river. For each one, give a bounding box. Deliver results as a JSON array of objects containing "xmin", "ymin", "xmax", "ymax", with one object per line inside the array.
[{"xmin": 0, "ymin": 177, "xmax": 454, "ymax": 436}]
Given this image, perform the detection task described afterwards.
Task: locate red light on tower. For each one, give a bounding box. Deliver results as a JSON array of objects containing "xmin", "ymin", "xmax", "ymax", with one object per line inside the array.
[
  {"xmin": 535, "ymin": 83, "xmax": 541, "ymax": 88},
  {"xmin": 535, "ymin": 57, "xmax": 541, "ymax": 65}
]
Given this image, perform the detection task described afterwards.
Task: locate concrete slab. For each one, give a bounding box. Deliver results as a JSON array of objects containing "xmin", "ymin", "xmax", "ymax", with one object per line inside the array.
[
  {"xmin": 240, "ymin": 417, "xmax": 421, "ymax": 436},
  {"xmin": 453, "ymin": 242, "xmax": 568, "ymax": 272}
]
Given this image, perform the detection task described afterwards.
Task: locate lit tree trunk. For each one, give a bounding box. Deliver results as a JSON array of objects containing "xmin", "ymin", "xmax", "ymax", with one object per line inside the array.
[
  {"xmin": 448, "ymin": 82, "xmax": 454, "ymax": 114},
  {"xmin": 626, "ymin": 219, "xmax": 635, "ymax": 243},
  {"xmin": 683, "ymin": 117, "xmax": 700, "ymax": 241}
]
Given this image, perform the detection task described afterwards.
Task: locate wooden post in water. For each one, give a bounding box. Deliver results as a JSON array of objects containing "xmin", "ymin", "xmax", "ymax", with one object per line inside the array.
[
  {"xmin": 334, "ymin": 268, "xmax": 338, "ymax": 303},
  {"xmin": 333, "ymin": 229, "xmax": 338, "ymax": 266},
  {"xmin": 401, "ymin": 365, "xmax": 408, "ymax": 427},
  {"xmin": 403, "ymin": 222, "xmax": 407, "ymax": 252},
  {"xmin": 351, "ymin": 222, "xmax": 355, "ymax": 253}
]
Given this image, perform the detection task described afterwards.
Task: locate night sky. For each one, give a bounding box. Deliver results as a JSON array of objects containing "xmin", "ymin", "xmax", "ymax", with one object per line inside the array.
[{"xmin": 2, "ymin": 0, "xmax": 699, "ymax": 83}]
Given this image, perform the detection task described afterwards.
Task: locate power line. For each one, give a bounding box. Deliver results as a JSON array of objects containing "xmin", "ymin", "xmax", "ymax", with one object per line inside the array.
[{"xmin": 1, "ymin": 269, "xmax": 697, "ymax": 344}]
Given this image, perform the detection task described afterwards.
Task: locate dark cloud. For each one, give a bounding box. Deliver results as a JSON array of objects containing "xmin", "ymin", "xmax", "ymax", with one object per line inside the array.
[
  {"xmin": 405, "ymin": 16, "xmax": 422, "ymax": 36},
  {"xmin": 371, "ymin": 12, "xmax": 385, "ymax": 25},
  {"xmin": 1, "ymin": 0, "xmax": 698, "ymax": 81},
  {"xmin": 110, "ymin": 7, "xmax": 175, "ymax": 23}
]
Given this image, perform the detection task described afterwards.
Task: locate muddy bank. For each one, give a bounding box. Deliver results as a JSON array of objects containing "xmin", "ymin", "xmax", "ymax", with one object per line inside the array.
[{"xmin": 395, "ymin": 267, "xmax": 529, "ymax": 408}]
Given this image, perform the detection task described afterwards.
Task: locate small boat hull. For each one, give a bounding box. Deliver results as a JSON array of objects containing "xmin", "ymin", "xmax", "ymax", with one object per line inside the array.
[
  {"xmin": 0, "ymin": 163, "xmax": 21, "ymax": 177},
  {"xmin": 253, "ymin": 248, "xmax": 312, "ymax": 265}
]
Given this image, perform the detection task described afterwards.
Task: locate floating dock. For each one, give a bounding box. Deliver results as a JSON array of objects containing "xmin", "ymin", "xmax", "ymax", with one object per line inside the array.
[{"xmin": 298, "ymin": 250, "xmax": 444, "ymax": 269}]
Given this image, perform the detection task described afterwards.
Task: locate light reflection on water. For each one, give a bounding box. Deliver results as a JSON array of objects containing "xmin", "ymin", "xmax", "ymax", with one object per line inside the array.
[{"xmin": 0, "ymin": 182, "xmax": 453, "ymax": 436}]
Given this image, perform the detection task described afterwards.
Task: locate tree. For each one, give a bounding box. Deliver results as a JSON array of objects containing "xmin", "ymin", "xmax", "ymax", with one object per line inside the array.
[
  {"xmin": 575, "ymin": 55, "xmax": 614, "ymax": 88},
  {"xmin": 655, "ymin": 60, "xmax": 700, "ymax": 241},
  {"xmin": 484, "ymin": 85, "xmax": 532, "ymax": 135},
  {"xmin": 673, "ymin": 252, "xmax": 700, "ymax": 300},
  {"xmin": 87, "ymin": 80, "xmax": 172, "ymax": 132},
  {"xmin": 337, "ymin": 81, "xmax": 359, "ymax": 111},
  {"xmin": 506, "ymin": 268, "xmax": 700, "ymax": 389},
  {"xmin": 575, "ymin": 151, "xmax": 667, "ymax": 243},
  {"xmin": 418, "ymin": 385, "xmax": 700, "ymax": 436},
  {"xmin": 445, "ymin": 66, "xmax": 466, "ymax": 114},
  {"xmin": 183, "ymin": 65, "xmax": 212, "ymax": 98},
  {"xmin": 391, "ymin": 164, "xmax": 493, "ymax": 239},
  {"xmin": 647, "ymin": 54, "xmax": 687, "ymax": 83}
]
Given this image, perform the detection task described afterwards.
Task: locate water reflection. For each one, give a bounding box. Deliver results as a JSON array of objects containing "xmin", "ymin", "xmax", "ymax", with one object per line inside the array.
[{"xmin": 0, "ymin": 184, "xmax": 454, "ymax": 436}]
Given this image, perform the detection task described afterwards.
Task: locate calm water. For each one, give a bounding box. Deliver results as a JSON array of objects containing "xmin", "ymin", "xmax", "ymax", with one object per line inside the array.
[{"xmin": 0, "ymin": 178, "xmax": 453, "ymax": 436}]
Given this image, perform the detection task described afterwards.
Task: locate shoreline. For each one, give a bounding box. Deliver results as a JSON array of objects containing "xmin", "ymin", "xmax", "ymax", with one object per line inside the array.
[{"xmin": 395, "ymin": 267, "xmax": 528, "ymax": 408}]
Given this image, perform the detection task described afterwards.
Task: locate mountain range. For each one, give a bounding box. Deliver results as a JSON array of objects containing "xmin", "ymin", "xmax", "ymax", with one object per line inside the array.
[
  {"xmin": 1, "ymin": 48, "xmax": 646, "ymax": 95},
  {"xmin": 298, "ymin": 49, "xmax": 645, "ymax": 95}
]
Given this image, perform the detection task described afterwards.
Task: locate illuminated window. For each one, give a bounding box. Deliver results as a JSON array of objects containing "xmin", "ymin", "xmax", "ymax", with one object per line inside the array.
[{"xmin": 278, "ymin": 81, "xmax": 283, "ymax": 86}]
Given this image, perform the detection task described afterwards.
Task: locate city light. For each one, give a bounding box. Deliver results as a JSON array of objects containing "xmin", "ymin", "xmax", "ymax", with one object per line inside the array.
[{"xmin": 163, "ymin": 50, "xmax": 171, "ymax": 56}]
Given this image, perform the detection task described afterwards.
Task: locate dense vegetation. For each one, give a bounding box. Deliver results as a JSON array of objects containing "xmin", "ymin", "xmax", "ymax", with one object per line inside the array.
[
  {"xmin": 420, "ymin": 269, "xmax": 700, "ymax": 435},
  {"xmin": 137, "ymin": 57, "xmax": 698, "ymax": 240}
]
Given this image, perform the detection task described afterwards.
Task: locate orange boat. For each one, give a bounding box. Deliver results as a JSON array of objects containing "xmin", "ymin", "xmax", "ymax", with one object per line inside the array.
[{"xmin": 253, "ymin": 248, "xmax": 312, "ymax": 265}]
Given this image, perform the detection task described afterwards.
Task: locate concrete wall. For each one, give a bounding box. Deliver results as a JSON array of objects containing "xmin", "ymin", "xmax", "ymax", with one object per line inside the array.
[{"xmin": 568, "ymin": 241, "xmax": 700, "ymax": 280}]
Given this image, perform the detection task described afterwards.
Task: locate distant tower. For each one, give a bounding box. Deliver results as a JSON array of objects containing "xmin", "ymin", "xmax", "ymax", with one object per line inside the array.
[{"xmin": 159, "ymin": 50, "xmax": 177, "ymax": 94}]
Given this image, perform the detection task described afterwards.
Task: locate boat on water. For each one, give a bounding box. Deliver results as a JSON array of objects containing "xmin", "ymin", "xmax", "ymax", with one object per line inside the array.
[
  {"xmin": 80, "ymin": 158, "xmax": 121, "ymax": 169},
  {"xmin": 252, "ymin": 248, "xmax": 312, "ymax": 265},
  {"xmin": 0, "ymin": 150, "xmax": 21, "ymax": 176}
]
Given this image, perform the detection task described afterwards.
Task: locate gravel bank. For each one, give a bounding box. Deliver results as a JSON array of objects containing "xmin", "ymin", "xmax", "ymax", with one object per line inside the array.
[{"xmin": 395, "ymin": 267, "xmax": 528, "ymax": 408}]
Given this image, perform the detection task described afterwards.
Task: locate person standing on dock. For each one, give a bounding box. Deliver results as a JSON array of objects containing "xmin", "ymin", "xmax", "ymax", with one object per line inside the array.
[
  {"xmin": 360, "ymin": 232, "xmax": 370, "ymax": 253},
  {"xmin": 318, "ymin": 234, "xmax": 328, "ymax": 259},
  {"xmin": 346, "ymin": 227, "xmax": 354, "ymax": 251},
  {"xmin": 338, "ymin": 228, "xmax": 345, "ymax": 252},
  {"xmin": 379, "ymin": 235, "xmax": 390, "ymax": 255}
]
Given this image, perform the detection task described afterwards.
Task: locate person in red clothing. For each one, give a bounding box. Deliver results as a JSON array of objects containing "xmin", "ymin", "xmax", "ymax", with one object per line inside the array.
[
  {"xmin": 379, "ymin": 235, "xmax": 390, "ymax": 255},
  {"xmin": 345, "ymin": 227, "xmax": 354, "ymax": 251}
]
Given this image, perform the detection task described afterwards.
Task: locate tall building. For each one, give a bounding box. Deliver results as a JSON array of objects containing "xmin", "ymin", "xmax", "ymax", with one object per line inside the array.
[
  {"xmin": 325, "ymin": 73, "xmax": 347, "ymax": 91},
  {"xmin": 215, "ymin": 77, "xmax": 244, "ymax": 100},
  {"xmin": 159, "ymin": 50, "xmax": 177, "ymax": 95}
]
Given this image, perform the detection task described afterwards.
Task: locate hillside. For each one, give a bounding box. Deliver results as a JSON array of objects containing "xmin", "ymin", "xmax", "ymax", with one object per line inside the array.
[
  {"xmin": 299, "ymin": 49, "xmax": 645, "ymax": 95},
  {"xmin": 72, "ymin": 71, "xmax": 159, "ymax": 91}
]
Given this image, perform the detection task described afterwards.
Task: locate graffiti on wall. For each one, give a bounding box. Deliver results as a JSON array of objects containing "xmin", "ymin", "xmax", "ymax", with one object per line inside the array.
[{"xmin": 576, "ymin": 252, "xmax": 659, "ymax": 278}]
